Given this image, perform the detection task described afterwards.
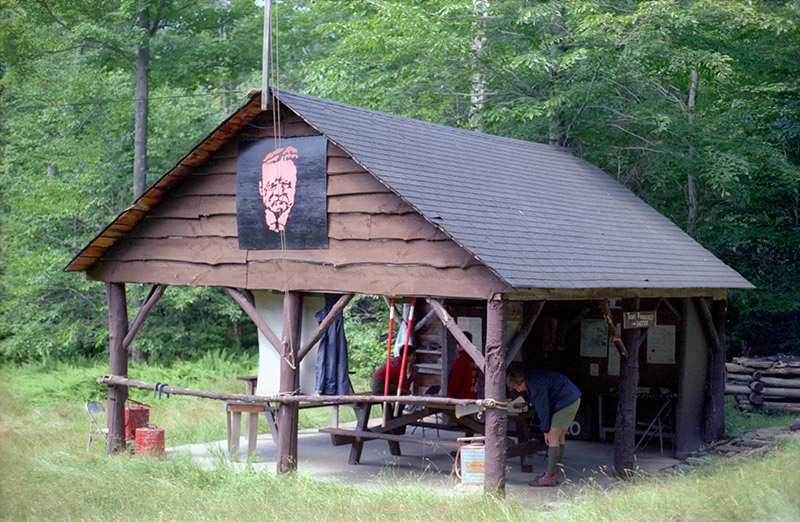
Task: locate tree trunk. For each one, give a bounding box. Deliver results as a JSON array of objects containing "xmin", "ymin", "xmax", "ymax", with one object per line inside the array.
[
  {"xmin": 469, "ymin": 0, "xmax": 489, "ymax": 132},
  {"xmin": 613, "ymin": 298, "xmax": 641, "ymax": 476},
  {"xmin": 133, "ymin": 6, "xmax": 150, "ymax": 201},
  {"xmin": 277, "ymin": 291, "xmax": 303, "ymax": 473},
  {"xmin": 686, "ymin": 60, "xmax": 699, "ymax": 233},
  {"xmin": 548, "ymin": 6, "xmax": 567, "ymax": 147},
  {"xmin": 106, "ymin": 283, "xmax": 129, "ymax": 453},
  {"xmin": 483, "ymin": 297, "xmax": 507, "ymax": 496},
  {"xmin": 703, "ymin": 299, "xmax": 726, "ymax": 442}
]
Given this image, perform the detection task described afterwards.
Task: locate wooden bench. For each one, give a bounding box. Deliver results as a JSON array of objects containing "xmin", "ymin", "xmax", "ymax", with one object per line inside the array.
[{"xmin": 224, "ymin": 401, "xmax": 278, "ymax": 461}]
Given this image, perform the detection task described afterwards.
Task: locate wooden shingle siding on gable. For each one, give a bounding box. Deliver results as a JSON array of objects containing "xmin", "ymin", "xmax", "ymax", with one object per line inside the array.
[{"xmin": 87, "ymin": 104, "xmax": 509, "ymax": 299}]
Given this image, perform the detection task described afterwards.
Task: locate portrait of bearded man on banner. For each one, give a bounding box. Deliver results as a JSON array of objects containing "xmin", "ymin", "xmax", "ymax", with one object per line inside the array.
[
  {"xmin": 236, "ymin": 135, "xmax": 327, "ymax": 251},
  {"xmin": 258, "ymin": 146, "xmax": 298, "ymax": 233}
]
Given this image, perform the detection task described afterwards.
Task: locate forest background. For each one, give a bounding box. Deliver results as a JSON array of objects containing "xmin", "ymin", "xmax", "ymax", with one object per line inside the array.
[{"xmin": 0, "ymin": 0, "xmax": 798, "ymax": 371}]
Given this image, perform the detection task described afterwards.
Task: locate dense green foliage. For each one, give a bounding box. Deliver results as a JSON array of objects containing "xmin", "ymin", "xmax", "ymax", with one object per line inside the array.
[{"xmin": 0, "ymin": 0, "xmax": 798, "ymax": 365}]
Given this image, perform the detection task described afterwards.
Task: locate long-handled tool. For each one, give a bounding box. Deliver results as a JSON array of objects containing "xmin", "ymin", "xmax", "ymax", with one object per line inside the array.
[
  {"xmin": 382, "ymin": 297, "xmax": 396, "ymax": 427},
  {"xmin": 394, "ymin": 297, "xmax": 417, "ymax": 416}
]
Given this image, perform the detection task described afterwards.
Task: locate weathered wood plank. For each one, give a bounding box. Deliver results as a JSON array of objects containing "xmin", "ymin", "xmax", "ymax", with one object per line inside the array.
[
  {"xmin": 328, "ymin": 156, "xmax": 365, "ymax": 175},
  {"xmin": 87, "ymin": 260, "xmax": 248, "ymax": 287},
  {"xmin": 131, "ymin": 213, "xmax": 446, "ymax": 242},
  {"xmin": 246, "ymin": 262, "xmax": 510, "ymax": 298},
  {"xmin": 328, "ymin": 214, "xmax": 448, "ymax": 241},
  {"xmin": 131, "ymin": 216, "xmax": 238, "ymax": 238},
  {"xmin": 103, "ymin": 237, "xmax": 247, "ymax": 265},
  {"xmin": 89, "ymin": 260, "xmax": 509, "ymax": 298},
  {"xmin": 328, "ymin": 193, "xmax": 414, "ymax": 214},
  {"xmin": 149, "ymin": 195, "xmax": 236, "ymax": 218},
  {"xmin": 172, "ymin": 174, "xmax": 237, "ymax": 197},
  {"xmin": 246, "ymin": 238, "xmax": 480, "ymax": 268},
  {"xmin": 191, "ymin": 157, "xmax": 237, "ymax": 176},
  {"xmin": 284, "ymin": 121, "xmax": 320, "ymax": 138},
  {"xmin": 328, "ymin": 172, "xmax": 390, "ymax": 196},
  {"xmin": 327, "ymin": 142, "xmax": 349, "ymax": 157}
]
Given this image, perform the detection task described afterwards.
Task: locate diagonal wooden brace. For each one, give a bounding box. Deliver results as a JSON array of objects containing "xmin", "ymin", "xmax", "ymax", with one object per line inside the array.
[
  {"xmin": 297, "ymin": 293, "xmax": 354, "ymax": 362},
  {"xmin": 224, "ymin": 287, "xmax": 282, "ymax": 355},
  {"xmin": 123, "ymin": 284, "xmax": 166, "ymax": 351},
  {"xmin": 504, "ymin": 301, "xmax": 544, "ymax": 367},
  {"xmin": 426, "ymin": 298, "xmax": 485, "ymax": 372}
]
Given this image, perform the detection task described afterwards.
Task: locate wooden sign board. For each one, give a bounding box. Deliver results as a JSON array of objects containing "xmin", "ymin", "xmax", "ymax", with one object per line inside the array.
[
  {"xmin": 236, "ymin": 136, "xmax": 328, "ymax": 250},
  {"xmin": 623, "ymin": 311, "xmax": 656, "ymax": 329}
]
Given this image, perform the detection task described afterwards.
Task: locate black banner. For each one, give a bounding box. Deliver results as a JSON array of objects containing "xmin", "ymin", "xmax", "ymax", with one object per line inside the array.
[{"xmin": 237, "ymin": 136, "xmax": 328, "ymax": 250}]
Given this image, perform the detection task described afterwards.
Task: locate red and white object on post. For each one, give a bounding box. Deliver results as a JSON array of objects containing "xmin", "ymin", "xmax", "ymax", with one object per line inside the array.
[{"xmin": 134, "ymin": 425, "xmax": 165, "ymax": 457}]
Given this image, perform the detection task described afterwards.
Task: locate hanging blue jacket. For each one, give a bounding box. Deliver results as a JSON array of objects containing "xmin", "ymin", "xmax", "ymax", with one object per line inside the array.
[
  {"xmin": 314, "ymin": 294, "xmax": 350, "ymax": 395},
  {"xmin": 525, "ymin": 368, "xmax": 581, "ymax": 432}
]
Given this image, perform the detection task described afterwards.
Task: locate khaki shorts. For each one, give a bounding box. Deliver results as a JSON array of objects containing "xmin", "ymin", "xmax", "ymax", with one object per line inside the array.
[{"xmin": 550, "ymin": 398, "xmax": 581, "ymax": 430}]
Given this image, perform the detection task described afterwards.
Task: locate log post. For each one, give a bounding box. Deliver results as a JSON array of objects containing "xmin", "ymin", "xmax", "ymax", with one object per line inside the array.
[
  {"xmin": 613, "ymin": 297, "xmax": 641, "ymax": 476},
  {"xmin": 673, "ymin": 298, "xmax": 690, "ymax": 457},
  {"xmin": 106, "ymin": 282, "xmax": 129, "ymax": 453},
  {"xmin": 277, "ymin": 291, "xmax": 303, "ymax": 473},
  {"xmin": 483, "ymin": 296, "xmax": 507, "ymax": 496},
  {"xmin": 704, "ymin": 298, "xmax": 727, "ymax": 442}
]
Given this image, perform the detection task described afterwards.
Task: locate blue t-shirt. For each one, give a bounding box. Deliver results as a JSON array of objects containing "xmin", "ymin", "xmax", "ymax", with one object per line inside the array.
[{"xmin": 525, "ymin": 368, "xmax": 581, "ymax": 432}]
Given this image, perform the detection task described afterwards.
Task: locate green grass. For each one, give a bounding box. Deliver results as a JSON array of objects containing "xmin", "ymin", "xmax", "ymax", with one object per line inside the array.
[{"xmin": 1, "ymin": 361, "xmax": 799, "ymax": 521}]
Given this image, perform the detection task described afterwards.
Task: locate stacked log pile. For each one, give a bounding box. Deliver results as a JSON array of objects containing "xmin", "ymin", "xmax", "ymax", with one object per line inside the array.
[
  {"xmin": 659, "ymin": 424, "xmax": 799, "ymax": 475},
  {"xmin": 725, "ymin": 356, "xmax": 800, "ymax": 413}
]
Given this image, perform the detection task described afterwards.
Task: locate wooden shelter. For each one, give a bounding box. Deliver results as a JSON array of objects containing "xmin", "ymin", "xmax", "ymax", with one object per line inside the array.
[{"xmin": 67, "ymin": 88, "xmax": 752, "ymax": 494}]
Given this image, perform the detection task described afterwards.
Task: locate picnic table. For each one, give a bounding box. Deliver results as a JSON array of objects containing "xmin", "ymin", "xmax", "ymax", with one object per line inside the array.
[{"xmin": 319, "ymin": 398, "xmax": 540, "ymax": 470}]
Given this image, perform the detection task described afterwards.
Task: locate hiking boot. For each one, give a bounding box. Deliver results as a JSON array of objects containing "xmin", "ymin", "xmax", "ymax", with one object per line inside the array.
[{"xmin": 529, "ymin": 471, "xmax": 559, "ymax": 487}]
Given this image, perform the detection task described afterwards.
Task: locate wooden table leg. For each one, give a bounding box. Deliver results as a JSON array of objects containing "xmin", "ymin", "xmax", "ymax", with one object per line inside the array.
[
  {"xmin": 226, "ymin": 407, "xmax": 232, "ymax": 456},
  {"xmin": 230, "ymin": 411, "xmax": 242, "ymax": 460},
  {"xmin": 247, "ymin": 410, "xmax": 259, "ymax": 459},
  {"xmin": 263, "ymin": 403, "xmax": 279, "ymax": 445},
  {"xmin": 349, "ymin": 402, "xmax": 372, "ymax": 465}
]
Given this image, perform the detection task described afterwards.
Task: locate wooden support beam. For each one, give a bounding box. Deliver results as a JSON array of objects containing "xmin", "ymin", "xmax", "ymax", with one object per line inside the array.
[
  {"xmin": 414, "ymin": 309, "xmax": 437, "ymax": 333},
  {"xmin": 426, "ymin": 298, "xmax": 485, "ymax": 372},
  {"xmin": 483, "ymin": 297, "xmax": 506, "ymax": 496},
  {"xmin": 694, "ymin": 297, "xmax": 720, "ymax": 352},
  {"xmin": 598, "ymin": 299, "xmax": 627, "ymax": 359},
  {"xmin": 297, "ymin": 293, "xmax": 353, "ymax": 362},
  {"xmin": 122, "ymin": 284, "xmax": 166, "ymax": 350},
  {"xmin": 106, "ymin": 282, "xmax": 128, "ymax": 453},
  {"xmin": 704, "ymin": 299, "xmax": 727, "ymax": 443},
  {"xmin": 277, "ymin": 291, "xmax": 303, "ymax": 474},
  {"xmin": 660, "ymin": 298, "xmax": 681, "ymax": 321},
  {"xmin": 224, "ymin": 287, "xmax": 282, "ymax": 355},
  {"xmin": 613, "ymin": 298, "xmax": 641, "ymax": 477},
  {"xmin": 504, "ymin": 301, "xmax": 544, "ymax": 368}
]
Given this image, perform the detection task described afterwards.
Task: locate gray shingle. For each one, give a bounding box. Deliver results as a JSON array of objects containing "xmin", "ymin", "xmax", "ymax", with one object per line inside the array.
[{"xmin": 275, "ymin": 89, "xmax": 753, "ymax": 291}]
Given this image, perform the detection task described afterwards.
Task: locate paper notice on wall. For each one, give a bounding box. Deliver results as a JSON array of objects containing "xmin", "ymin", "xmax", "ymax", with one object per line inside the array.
[
  {"xmin": 608, "ymin": 323, "xmax": 621, "ymax": 376},
  {"xmin": 457, "ymin": 316, "xmax": 483, "ymax": 351},
  {"xmin": 647, "ymin": 325, "xmax": 676, "ymax": 364},
  {"xmin": 580, "ymin": 319, "xmax": 608, "ymax": 358}
]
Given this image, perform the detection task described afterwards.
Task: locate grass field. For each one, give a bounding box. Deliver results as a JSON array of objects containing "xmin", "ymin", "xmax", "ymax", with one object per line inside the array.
[{"xmin": 1, "ymin": 358, "xmax": 799, "ymax": 521}]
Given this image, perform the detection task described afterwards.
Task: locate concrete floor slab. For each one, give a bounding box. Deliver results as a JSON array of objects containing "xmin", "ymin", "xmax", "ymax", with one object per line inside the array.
[{"xmin": 167, "ymin": 416, "xmax": 679, "ymax": 507}]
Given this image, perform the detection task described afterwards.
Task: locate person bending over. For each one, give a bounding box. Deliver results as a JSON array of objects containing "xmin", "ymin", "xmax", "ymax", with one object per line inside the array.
[{"xmin": 507, "ymin": 367, "xmax": 581, "ymax": 487}]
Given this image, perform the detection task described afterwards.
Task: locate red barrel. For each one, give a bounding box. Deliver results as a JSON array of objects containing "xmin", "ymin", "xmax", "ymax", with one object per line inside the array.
[
  {"xmin": 125, "ymin": 405, "xmax": 150, "ymax": 440},
  {"xmin": 135, "ymin": 426, "xmax": 165, "ymax": 457}
]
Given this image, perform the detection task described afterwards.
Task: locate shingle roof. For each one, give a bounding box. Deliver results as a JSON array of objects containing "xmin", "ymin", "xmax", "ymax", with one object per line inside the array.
[{"xmin": 275, "ymin": 88, "xmax": 752, "ymax": 290}]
